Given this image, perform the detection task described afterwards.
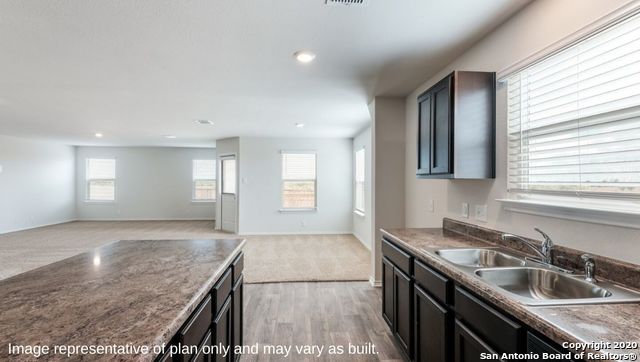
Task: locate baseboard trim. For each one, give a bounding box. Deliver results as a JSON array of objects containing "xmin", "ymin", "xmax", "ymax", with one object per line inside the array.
[
  {"xmin": 352, "ymin": 232, "xmax": 372, "ymax": 251},
  {"xmin": 369, "ymin": 277, "xmax": 381, "ymax": 288},
  {"xmin": 0, "ymin": 219, "xmax": 77, "ymax": 235},
  {"xmin": 77, "ymin": 218, "xmax": 216, "ymax": 222},
  {"xmin": 239, "ymin": 230, "xmax": 353, "ymax": 236}
]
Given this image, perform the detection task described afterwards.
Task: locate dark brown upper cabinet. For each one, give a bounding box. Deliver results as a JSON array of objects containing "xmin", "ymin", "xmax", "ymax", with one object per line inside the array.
[{"xmin": 417, "ymin": 71, "xmax": 496, "ymax": 179}]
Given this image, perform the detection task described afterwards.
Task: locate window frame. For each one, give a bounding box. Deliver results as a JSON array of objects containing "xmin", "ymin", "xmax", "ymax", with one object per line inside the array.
[
  {"xmin": 85, "ymin": 158, "xmax": 117, "ymax": 203},
  {"xmin": 279, "ymin": 150, "xmax": 318, "ymax": 212},
  {"xmin": 497, "ymin": 7, "xmax": 640, "ymax": 227},
  {"xmin": 354, "ymin": 147, "xmax": 366, "ymax": 215},
  {"xmin": 192, "ymin": 159, "xmax": 217, "ymax": 202},
  {"xmin": 504, "ymin": 10, "xmax": 640, "ymax": 200}
]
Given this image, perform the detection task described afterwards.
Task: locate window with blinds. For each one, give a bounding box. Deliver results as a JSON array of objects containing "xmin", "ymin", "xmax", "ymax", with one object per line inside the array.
[
  {"xmin": 506, "ymin": 12, "xmax": 640, "ymax": 198},
  {"xmin": 281, "ymin": 152, "xmax": 317, "ymax": 209},
  {"xmin": 86, "ymin": 158, "xmax": 116, "ymax": 201},
  {"xmin": 355, "ymin": 148, "xmax": 365, "ymax": 213},
  {"xmin": 193, "ymin": 160, "xmax": 216, "ymax": 201}
]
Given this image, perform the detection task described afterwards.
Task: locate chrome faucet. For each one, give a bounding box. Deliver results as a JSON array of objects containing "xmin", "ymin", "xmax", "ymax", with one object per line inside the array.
[
  {"xmin": 581, "ymin": 254, "xmax": 598, "ymax": 283},
  {"xmin": 501, "ymin": 228, "xmax": 554, "ymax": 264}
]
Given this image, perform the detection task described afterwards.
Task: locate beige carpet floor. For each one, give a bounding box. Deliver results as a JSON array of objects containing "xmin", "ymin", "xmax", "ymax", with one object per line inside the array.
[
  {"xmin": 0, "ymin": 221, "xmax": 371, "ymax": 283},
  {"xmin": 242, "ymin": 234, "xmax": 371, "ymax": 283}
]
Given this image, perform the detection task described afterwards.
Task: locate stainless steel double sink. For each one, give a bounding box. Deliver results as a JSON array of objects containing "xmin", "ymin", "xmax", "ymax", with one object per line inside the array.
[{"xmin": 431, "ymin": 247, "xmax": 640, "ymax": 306}]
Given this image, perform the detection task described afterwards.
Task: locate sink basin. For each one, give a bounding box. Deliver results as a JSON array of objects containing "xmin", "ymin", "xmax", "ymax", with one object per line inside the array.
[
  {"xmin": 435, "ymin": 248, "xmax": 526, "ymax": 268},
  {"xmin": 475, "ymin": 267, "xmax": 612, "ymax": 301}
]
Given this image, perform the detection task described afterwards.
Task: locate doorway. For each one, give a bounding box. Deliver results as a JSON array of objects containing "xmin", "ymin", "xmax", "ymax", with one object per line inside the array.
[{"xmin": 219, "ymin": 155, "xmax": 237, "ymax": 233}]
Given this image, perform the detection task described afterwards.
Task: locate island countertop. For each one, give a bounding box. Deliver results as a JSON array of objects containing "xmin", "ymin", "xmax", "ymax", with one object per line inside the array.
[{"xmin": 0, "ymin": 238, "xmax": 245, "ymax": 361}]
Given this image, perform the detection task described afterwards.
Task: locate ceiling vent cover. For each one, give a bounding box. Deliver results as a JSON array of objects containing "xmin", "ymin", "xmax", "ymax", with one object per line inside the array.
[
  {"xmin": 325, "ymin": 0, "xmax": 370, "ymax": 7},
  {"xmin": 195, "ymin": 119, "xmax": 214, "ymax": 125}
]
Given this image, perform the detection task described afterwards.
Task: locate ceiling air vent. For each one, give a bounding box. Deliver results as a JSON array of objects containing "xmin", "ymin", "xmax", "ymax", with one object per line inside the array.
[{"xmin": 325, "ymin": 0, "xmax": 370, "ymax": 7}]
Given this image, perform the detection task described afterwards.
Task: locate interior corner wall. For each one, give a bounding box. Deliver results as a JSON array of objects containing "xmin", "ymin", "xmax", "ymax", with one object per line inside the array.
[
  {"xmin": 353, "ymin": 127, "xmax": 373, "ymax": 250},
  {"xmin": 237, "ymin": 137, "xmax": 353, "ymax": 235},
  {"xmin": 76, "ymin": 146, "xmax": 216, "ymax": 221},
  {"xmin": 404, "ymin": 0, "xmax": 640, "ymax": 264},
  {"xmin": 0, "ymin": 135, "xmax": 76, "ymax": 233},
  {"xmin": 372, "ymin": 97, "xmax": 406, "ymax": 283}
]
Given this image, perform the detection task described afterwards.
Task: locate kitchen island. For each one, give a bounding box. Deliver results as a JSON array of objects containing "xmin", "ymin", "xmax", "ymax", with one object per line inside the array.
[{"xmin": 0, "ymin": 238, "xmax": 245, "ymax": 361}]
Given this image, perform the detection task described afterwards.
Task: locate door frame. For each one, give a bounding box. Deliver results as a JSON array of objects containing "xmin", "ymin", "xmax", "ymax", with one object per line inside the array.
[{"xmin": 217, "ymin": 153, "xmax": 238, "ymax": 233}]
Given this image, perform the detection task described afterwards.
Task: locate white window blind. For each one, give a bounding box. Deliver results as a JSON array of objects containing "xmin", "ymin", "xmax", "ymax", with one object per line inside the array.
[
  {"xmin": 221, "ymin": 158, "xmax": 237, "ymax": 195},
  {"xmin": 193, "ymin": 160, "xmax": 216, "ymax": 201},
  {"xmin": 506, "ymin": 12, "xmax": 640, "ymax": 197},
  {"xmin": 355, "ymin": 148, "xmax": 365, "ymax": 213},
  {"xmin": 281, "ymin": 152, "xmax": 316, "ymax": 209},
  {"xmin": 86, "ymin": 158, "xmax": 116, "ymax": 201}
]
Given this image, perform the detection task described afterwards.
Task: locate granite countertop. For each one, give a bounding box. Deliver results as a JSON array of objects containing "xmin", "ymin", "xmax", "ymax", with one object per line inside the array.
[
  {"xmin": 0, "ymin": 238, "xmax": 245, "ymax": 361},
  {"xmin": 381, "ymin": 228, "xmax": 640, "ymax": 361}
]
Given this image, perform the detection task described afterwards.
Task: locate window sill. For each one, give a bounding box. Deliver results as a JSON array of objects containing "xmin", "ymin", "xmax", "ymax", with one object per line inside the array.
[
  {"xmin": 496, "ymin": 197, "xmax": 640, "ymax": 229},
  {"xmin": 353, "ymin": 210, "xmax": 365, "ymax": 217},
  {"xmin": 84, "ymin": 200, "xmax": 116, "ymax": 204},
  {"xmin": 278, "ymin": 208, "xmax": 317, "ymax": 213}
]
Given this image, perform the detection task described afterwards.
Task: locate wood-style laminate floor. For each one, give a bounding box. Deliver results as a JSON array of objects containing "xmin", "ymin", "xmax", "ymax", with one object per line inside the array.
[{"xmin": 242, "ymin": 282, "xmax": 404, "ymax": 362}]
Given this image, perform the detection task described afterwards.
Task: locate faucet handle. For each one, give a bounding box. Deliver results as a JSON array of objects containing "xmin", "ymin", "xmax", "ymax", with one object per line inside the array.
[
  {"xmin": 581, "ymin": 254, "xmax": 597, "ymax": 283},
  {"xmin": 534, "ymin": 228, "xmax": 553, "ymax": 245}
]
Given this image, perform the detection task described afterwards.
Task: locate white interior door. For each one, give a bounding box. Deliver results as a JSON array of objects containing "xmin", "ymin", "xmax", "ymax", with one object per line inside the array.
[{"xmin": 220, "ymin": 156, "xmax": 237, "ymax": 233}]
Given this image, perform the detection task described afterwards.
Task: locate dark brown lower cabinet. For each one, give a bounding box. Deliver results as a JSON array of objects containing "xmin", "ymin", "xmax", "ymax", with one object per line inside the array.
[
  {"xmin": 527, "ymin": 332, "xmax": 575, "ymax": 362},
  {"xmin": 156, "ymin": 252, "xmax": 244, "ymax": 362},
  {"xmin": 381, "ymin": 238, "xmax": 576, "ymax": 362},
  {"xmin": 232, "ymin": 275, "xmax": 243, "ymax": 362},
  {"xmin": 394, "ymin": 267, "xmax": 413, "ymax": 359},
  {"xmin": 213, "ymin": 297, "xmax": 232, "ymax": 362},
  {"xmin": 414, "ymin": 285, "xmax": 452, "ymax": 362},
  {"xmin": 382, "ymin": 257, "xmax": 395, "ymax": 328},
  {"xmin": 454, "ymin": 319, "xmax": 502, "ymax": 362}
]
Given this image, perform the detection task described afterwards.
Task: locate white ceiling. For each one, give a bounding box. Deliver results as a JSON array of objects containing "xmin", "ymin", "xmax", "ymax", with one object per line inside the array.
[{"xmin": 0, "ymin": 0, "xmax": 530, "ymax": 147}]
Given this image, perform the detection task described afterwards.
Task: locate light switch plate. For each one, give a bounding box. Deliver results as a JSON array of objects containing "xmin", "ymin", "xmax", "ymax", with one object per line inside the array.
[
  {"xmin": 428, "ymin": 200, "xmax": 435, "ymax": 213},
  {"xmin": 462, "ymin": 203, "xmax": 469, "ymax": 218},
  {"xmin": 0, "ymin": 164, "xmax": 3, "ymax": 173},
  {"xmin": 475, "ymin": 205, "xmax": 488, "ymax": 222}
]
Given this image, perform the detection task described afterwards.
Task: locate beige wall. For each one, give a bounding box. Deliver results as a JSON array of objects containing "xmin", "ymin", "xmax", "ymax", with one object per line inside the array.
[
  {"xmin": 353, "ymin": 127, "xmax": 373, "ymax": 250},
  {"xmin": 372, "ymin": 97, "xmax": 406, "ymax": 283},
  {"xmin": 0, "ymin": 135, "xmax": 76, "ymax": 233},
  {"xmin": 404, "ymin": 0, "xmax": 640, "ymax": 264},
  {"xmin": 238, "ymin": 137, "xmax": 353, "ymax": 235}
]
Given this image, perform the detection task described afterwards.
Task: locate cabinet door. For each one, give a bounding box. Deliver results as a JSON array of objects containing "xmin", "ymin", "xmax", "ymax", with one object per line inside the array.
[
  {"xmin": 417, "ymin": 93, "xmax": 432, "ymax": 175},
  {"xmin": 430, "ymin": 76, "xmax": 452, "ymax": 175},
  {"xmin": 454, "ymin": 319, "xmax": 503, "ymax": 362},
  {"xmin": 527, "ymin": 332, "xmax": 574, "ymax": 362},
  {"xmin": 382, "ymin": 257, "xmax": 395, "ymax": 328},
  {"xmin": 415, "ymin": 285, "xmax": 452, "ymax": 362},
  {"xmin": 394, "ymin": 267, "xmax": 413, "ymax": 359},
  {"xmin": 232, "ymin": 276, "xmax": 243, "ymax": 362},
  {"xmin": 213, "ymin": 297, "xmax": 232, "ymax": 362}
]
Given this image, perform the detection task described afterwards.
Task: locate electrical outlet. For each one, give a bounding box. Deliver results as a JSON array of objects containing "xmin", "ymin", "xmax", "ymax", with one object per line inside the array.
[
  {"xmin": 428, "ymin": 200, "xmax": 435, "ymax": 213},
  {"xmin": 301, "ymin": 220, "xmax": 307, "ymax": 227},
  {"xmin": 475, "ymin": 205, "xmax": 488, "ymax": 222},
  {"xmin": 462, "ymin": 203, "xmax": 469, "ymax": 218}
]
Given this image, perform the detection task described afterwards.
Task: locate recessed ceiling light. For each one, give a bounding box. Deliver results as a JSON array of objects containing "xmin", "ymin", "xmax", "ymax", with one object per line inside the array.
[
  {"xmin": 293, "ymin": 51, "xmax": 316, "ymax": 63},
  {"xmin": 195, "ymin": 119, "xmax": 214, "ymax": 125},
  {"xmin": 295, "ymin": 123, "xmax": 305, "ymax": 128},
  {"xmin": 164, "ymin": 135, "xmax": 177, "ymax": 139},
  {"xmin": 94, "ymin": 133, "xmax": 103, "ymax": 138}
]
